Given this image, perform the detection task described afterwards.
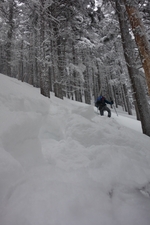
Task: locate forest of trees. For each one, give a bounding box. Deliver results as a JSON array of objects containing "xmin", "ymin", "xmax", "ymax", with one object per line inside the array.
[{"xmin": 0, "ymin": 0, "xmax": 150, "ymax": 136}]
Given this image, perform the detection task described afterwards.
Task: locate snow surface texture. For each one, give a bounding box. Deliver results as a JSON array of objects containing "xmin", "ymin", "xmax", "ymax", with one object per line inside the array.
[{"xmin": 0, "ymin": 73, "xmax": 150, "ymax": 225}]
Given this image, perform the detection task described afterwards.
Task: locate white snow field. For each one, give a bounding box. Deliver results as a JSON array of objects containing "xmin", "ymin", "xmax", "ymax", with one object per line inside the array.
[{"xmin": 0, "ymin": 73, "xmax": 150, "ymax": 225}]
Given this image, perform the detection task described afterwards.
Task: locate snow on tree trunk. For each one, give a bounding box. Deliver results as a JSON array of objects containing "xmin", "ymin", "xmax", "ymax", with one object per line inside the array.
[
  {"xmin": 116, "ymin": 0, "xmax": 150, "ymax": 137},
  {"xmin": 93, "ymin": 61, "xmax": 101, "ymax": 99},
  {"xmin": 18, "ymin": 40, "xmax": 24, "ymax": 82},
  {"xmin": 81, "ymin": 49, "xmax": 91, "ymax": 104},
  {"xmin": 123, "ymin": 0, "xmax": 150, "ymax": 95},
  {"xmin": 6, "ymin": 0, "xmax": 15, "ymax": 76},
  {"xmin": 31, "ymin": 10, "xmax": 39, "ymax": 88},
  {"xmin": 123, "ymin": 83, "xmax": 132, "ymax": 115},
  {"xmin": 72, "ymin": 45, "xmax": 82, "ymax": 102},
  {"xmin": 39, "ymin": 7, "xmax": 50, "ymax": 98}
]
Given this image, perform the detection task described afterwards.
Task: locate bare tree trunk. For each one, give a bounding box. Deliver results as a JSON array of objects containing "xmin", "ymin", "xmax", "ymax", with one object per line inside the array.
[
  {"xmin": 121, "ymin": 83, "xmax": 127, "ymax": 112},
  {"xmin": 123, "ymin": 0, "xmax": 150, "ymax": 95},
  {"xmin": 39, "ymin": 2, "xmax": 50, "ymax": 98},
  {"xmin": 32, "ymin": 29, "xmax": 39, "ymax": 87},
  {"xmin": 52, "ymin": 39, "xmax": 59, "ymax": 98},
  {"xmin": 6, "ymin": 0, "xmax": 15, "ymax": 76},
  {"xmin": 93, "ymin": 61, "xmax": 101, "ymax": 99},
  {"xmin": 53, "ymin": 37, "xmax": 62, "ymax": 99},
  {"xmin": 18, "ymin": 40, "xmax": 24, "ymax": 81},
  {"xmin": 0, "ymin": 44, "xmax": 4, "ymax": 73},
  {"xmin": 82, "ymin": 49, "xmax": 91, "ymax": 104},
  {"xmin": 32, "ymin": 10, "xmax": 39, "ymax": 88},
  {"xmin": 123, "ymin": 83, "xmax": 132, "ymax": 115},
  {"xmin": 116, "ymin": 0, "xmax": 150, "ymax": 136},
  {"xmin": 72, "ymin": 44, "xmax": 82, "ymax": 102},
  {"xmin": 84, "ymin": 68, "xmax": 91, "ymax": 104},
  {"xmin": 57, "ymin": 37, "xmax": 64, "ymax": 99}
]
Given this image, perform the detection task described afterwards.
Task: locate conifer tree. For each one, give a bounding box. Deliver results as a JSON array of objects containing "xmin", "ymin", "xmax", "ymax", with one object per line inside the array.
[
  {"xmin": 123, "ymin": 0, "xmax": 150, "ymax": 95},
  {"xmin": 116, "ymin": 0, "xmax": 150, "ymax": 136}
]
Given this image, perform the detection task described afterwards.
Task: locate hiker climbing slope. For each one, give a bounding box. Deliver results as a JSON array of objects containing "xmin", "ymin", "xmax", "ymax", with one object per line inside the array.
[{"xmin": 95, "ymin": 96, "xmax": 114, "ymax": 117}]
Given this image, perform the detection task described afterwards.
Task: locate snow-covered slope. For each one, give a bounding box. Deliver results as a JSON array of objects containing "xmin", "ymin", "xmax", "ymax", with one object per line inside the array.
[{"xmin": 0, "ymin": 73, "xmax": 150, "ymax": 225}]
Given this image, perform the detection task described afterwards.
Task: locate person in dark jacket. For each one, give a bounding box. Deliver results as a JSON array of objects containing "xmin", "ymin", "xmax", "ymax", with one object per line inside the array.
[{"xmin": 95, "ymin": 96, "xmax": 113, "ymax": 117}]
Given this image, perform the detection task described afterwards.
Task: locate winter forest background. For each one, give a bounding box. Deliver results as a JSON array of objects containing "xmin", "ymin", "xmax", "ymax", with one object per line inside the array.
[{"xmin": 0, "ymin": 0, "xmax": 150, "ymax": 136}]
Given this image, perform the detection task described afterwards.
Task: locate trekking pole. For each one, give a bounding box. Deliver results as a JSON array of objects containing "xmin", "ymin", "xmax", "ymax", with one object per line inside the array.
[
  {"xmin": 110, "ymin": 96, "xmax": 118, "ymax": 117},
  {"xmin": 112, "ymin": 104, "xmax": 118, "ymax": 116}
]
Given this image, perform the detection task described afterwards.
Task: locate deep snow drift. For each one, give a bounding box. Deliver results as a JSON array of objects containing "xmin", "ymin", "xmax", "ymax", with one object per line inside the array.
[{"xmin": 0, "ymin": 73, "xmax": 150, "ymax": 225}]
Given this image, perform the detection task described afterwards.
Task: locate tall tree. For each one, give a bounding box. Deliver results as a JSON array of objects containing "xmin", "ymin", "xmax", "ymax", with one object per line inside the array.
[
  {"xmin": 116, "ymin": 0, "xmax": 150, "ymax": 137},
  {"xmin": 0, "ymin": 0, "xmax": 16, "ymax": 76},
  {"xmin": 123, "ymin": 0, "xmax": 150, "ymax": 95}
]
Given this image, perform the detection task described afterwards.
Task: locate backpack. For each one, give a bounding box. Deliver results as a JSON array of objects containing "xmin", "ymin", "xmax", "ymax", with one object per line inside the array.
[{"xmin": 95, "ymin": 96, "xmax": 105, "ymax": 107}]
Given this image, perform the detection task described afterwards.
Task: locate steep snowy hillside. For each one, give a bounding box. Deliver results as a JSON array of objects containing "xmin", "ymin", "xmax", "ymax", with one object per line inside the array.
[{"xmin": 0, "ymin": 74, "xmax": 150, "ymax": 225}]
